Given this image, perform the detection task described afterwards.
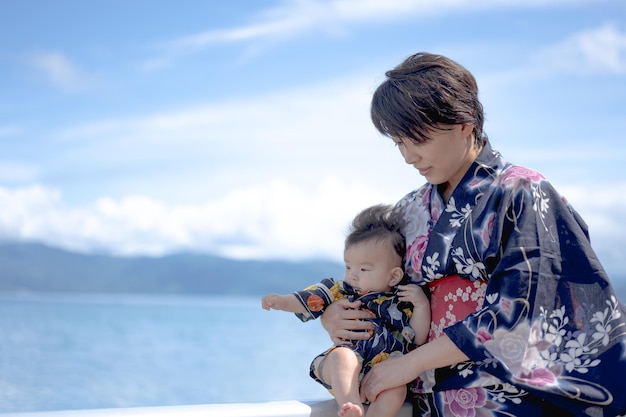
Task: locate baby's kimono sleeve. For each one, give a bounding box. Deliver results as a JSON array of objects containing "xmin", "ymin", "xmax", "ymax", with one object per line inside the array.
[{"xmin": 293, "ymin": 278, "xmax": 345, "ymax": 322}]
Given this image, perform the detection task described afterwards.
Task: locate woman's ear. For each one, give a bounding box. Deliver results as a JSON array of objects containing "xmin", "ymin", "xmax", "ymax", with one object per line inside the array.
[
  {"xmin": 388, "ymin": 267, "xmax": 405, "ymax": 287},
  {"xmin": 461, "ymin": 123, "xmax": 474, "ymax": 136}
]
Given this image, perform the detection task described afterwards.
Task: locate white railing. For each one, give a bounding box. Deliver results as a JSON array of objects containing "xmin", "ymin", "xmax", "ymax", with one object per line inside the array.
[{"xmin": 0, "ymin": 400, "xmax": 412, "ymax": 417}]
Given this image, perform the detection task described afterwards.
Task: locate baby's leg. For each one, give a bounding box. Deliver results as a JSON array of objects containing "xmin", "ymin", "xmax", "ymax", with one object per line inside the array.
[
  {"xmin": 364, "ymin": 384, "xmax": 406, "ymax": 417},
  {"xmin": 319, "ymin": 346, "xmax": 364, "ymax": 417}
]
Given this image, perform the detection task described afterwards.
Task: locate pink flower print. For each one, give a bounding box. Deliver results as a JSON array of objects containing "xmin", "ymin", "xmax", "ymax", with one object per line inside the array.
[
  {"xmin": 483, "ymin": 323, "xmax": 531, "ymax": 376},
  {"xmin": 497, "ymin": 165, "xmax": 545, "ymax": 189},
  {"xmin": 431, "ymin": 198, "xmax": 442, "ymax": 223},
  {"xmin": 420, "ymin": 187, "xmax": 432, "ymax": 206},
  {"xmin": 481, "ymin": 213, "xmax": 496, "ymax": 248},
  {"xmin": 476, "ymin": 328, "xmax": 492, "ymax": 344},
  {"xmin": 444, "ymin": 387, "xmax": 487, "ymax": 417},
  {"xmin": 523, "ymin": 368, "xmax": 557, "ymax": 387},
  {"xmin": 500, "ymin": 297, "xmax": 513, "ymax": 315},
  {"xmin": 468, "ymin": 178, "xmax": 483, "ymax": 188},
  {"xmin": 407, "ymin": 235, "xmax": 429, "ymax": 273}
]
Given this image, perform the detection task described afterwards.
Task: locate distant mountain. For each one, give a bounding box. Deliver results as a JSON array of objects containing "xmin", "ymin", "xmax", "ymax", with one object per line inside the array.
[
  {"xmin": 1, "ymin": 242, "xmax": 625, "ymax": 302},
  {"xmin": 0, "ymin": 242, "xmax": 344, "ymax": 296}
]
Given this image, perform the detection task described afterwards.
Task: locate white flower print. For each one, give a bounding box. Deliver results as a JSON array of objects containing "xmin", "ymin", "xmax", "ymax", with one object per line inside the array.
[
  {"xmin": 532, "ymin": 183, "xmax": 550, "ymax": 232},
  {"xmin": 540, "ymin": 305, "xmax": 568, "ymax": 347},
  {"xmin": 445, "ymin": 197, "xmax": 472, "ymax": 228},
  {"xmin": 532, "ymin": 185, "xmax": 550, "ymax": 217},
  {"xmin": 470, "ymin": 281, "xmax": 487, "ymax": 303},
  {"xmin": 479, "ymin": 296, "xmax": 622, "ymax": 387},
  {"xmin": 452, "ymin": 247, "xmax": 486, "ymax": 280},
  {"xmin": 534, "ymin": 297, "xmax": 622, "ymax": 375},
  {"xmin": 489, "ymin": 383, "xmax": 527, "ymax": 405},
  {"xmin": 422, "ymin": 252, "xmax": 444, "ymax": 280},
  {"xmin": 453, "ymin": 361, "xmax": 475, "ymax": 378},
  {"xmin": 486, "ymin": 293, "xmax": 498, "ymax": 304},
  {"xmin": 560, "ymin": 333, "xmax": 600, "ymax": 373},
  {"xmin": 590, "ymin": 296, "xmax": 622, "ymax": 346}
]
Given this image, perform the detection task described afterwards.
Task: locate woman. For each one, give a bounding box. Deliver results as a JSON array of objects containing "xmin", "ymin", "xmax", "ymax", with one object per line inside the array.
[{"xmin": 321, "ymin": 52, "xmax": 626, "ymax": 417}]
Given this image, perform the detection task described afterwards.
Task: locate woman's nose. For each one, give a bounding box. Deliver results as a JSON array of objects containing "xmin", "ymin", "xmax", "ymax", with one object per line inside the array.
[
  {"xmin": 399, "ymin": 143, "xmax": 420, "ymax": 165},
  {"xmin": 402, "ymin": 149, "xmax": 420, "ymax": 165}
]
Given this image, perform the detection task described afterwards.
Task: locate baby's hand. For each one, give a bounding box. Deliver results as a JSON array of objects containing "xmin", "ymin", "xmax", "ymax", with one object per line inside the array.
[
  {"xmin": 397, "ymin": 284, "xmax": 429, "ymax": 308},
  {"xmin": 261, "ymin": 293, "xmax": 281, "ymax": 310}
]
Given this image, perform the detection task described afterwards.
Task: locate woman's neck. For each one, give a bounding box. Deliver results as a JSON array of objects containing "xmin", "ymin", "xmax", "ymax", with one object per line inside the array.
[{"xmin": 441, "ymin": 143, "xmax": 483, "ymax": 202}]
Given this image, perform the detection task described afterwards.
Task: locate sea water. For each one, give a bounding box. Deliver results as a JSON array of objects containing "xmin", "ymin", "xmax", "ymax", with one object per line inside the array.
[{"xmin": 0, "ymin": 292, "xmax": 332, "ymax": 413}]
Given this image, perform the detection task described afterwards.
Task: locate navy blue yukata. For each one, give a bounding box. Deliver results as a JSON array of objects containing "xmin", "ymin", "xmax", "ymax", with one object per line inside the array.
[{"xmin": 395, "ymin": 141, "xmax": 626, "ymax": 417}]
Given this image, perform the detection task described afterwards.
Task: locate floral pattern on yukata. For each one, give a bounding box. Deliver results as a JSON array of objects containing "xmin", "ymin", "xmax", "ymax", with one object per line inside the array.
[
  {"xmin": 395, "ymin": 141, "xmax": 626, "ymax": 417},
  {"xmin": 292, "ymin": 278, "xmax": 417, "ymax": 390}
]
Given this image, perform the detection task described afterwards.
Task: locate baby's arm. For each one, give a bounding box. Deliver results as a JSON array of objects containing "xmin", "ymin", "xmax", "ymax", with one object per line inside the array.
[
  {"xmin": 261, "ymin": 293, "xmax": 307, "ymax": 314},
  {"xmin": 397, "ymin": 284, "xmax": 431, "ymax": 345}
]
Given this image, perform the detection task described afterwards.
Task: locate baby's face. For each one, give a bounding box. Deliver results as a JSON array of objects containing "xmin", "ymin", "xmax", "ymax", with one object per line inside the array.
[{"xmin": 343, "ymin": 240, "xmax": 401, "ymax": 294}]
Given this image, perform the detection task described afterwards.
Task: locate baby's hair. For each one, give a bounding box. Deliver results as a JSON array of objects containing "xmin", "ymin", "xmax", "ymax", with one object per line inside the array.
[{"xmin": 345, "ymin": 204, "xmax": 406, "ymax": 260}]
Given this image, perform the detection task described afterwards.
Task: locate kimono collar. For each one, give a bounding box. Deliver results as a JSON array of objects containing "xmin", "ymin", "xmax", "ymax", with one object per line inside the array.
[
  {"xmin": 474, "ymin": 140, "xmax": 506, "ymax": 174},
  {"xmin": 435, "ymin": 140, "xmax": 506, "ymax": 206},
  {"xmin": 340, "ymin": 281, "xmax": 395, "ymax": 301}
]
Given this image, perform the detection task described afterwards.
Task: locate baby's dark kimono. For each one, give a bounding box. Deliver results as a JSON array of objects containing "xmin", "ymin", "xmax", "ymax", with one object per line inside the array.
[{"xmin": 294, "ymin": 277, "xmax": 416, "ymax": 391}]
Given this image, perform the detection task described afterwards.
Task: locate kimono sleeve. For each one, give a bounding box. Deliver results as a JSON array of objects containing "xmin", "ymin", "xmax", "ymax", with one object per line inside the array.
[
  {"xmin": 293, "ymin": 278, "xmax": 345, "ymax": 322},
  {"xmin": 444, "ymin": 179, "xmax": 626, "ymax": 416}
]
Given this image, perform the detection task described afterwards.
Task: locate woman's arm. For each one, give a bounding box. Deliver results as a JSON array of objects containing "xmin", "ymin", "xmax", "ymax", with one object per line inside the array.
[
  {"xmin": 319, "ymin": 297, "xmax": 376, "ymax": 345},
  {"xmin": 360, "ymin": 334, "xmax": 468, "ymax": 403}
]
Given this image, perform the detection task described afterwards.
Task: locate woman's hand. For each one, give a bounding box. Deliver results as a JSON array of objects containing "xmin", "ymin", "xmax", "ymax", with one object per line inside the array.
[
  {"xmin": 360, "ymin": 335, "xmax": 470, "ymax": 403},
  {"xmin": 320, "ymin": 298, "xmax": 375, "ymax": 345},
  {"xmin": 360, "ymin": 352, "xmax": 420, "ymax": 403}
]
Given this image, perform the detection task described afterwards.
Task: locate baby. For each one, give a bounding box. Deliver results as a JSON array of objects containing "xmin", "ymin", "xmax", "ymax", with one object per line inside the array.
[{"xmin": 262, "ymin": 204, "xmax": 430, "ymax": 417}]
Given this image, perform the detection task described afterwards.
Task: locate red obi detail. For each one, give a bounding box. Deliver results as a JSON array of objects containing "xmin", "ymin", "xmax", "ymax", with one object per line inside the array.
[{"xmin": 426, "ymin": 274, "xmax": 487, "ymax": 341}]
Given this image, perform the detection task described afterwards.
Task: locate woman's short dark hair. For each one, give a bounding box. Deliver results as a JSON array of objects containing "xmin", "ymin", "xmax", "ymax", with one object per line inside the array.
[{"xmin": 371, "ymin": 52, "xmax": 487, "ymax": 147}]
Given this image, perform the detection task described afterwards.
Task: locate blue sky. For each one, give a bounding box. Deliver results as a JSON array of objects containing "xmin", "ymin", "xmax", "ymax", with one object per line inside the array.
[{"xmin": 1, "ymin": 1, "xmax": 625, "ymax": 277}]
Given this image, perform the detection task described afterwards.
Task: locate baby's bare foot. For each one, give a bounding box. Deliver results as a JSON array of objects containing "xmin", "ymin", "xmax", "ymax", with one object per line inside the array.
[{"xmin": 338, "ymin": 402, "xmax": 363, "ymax": 417}]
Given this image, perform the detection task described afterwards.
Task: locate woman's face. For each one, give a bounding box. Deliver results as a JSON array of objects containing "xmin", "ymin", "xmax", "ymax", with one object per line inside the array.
[{"xmin": 393, "ymin": 124, "xmax": 478, "ymax": 198}]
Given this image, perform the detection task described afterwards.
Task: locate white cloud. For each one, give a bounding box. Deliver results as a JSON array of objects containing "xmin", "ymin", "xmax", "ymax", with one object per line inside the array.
[
  {"xmin": 0, "ymin": 179, "xmax": 391, "ymax": 262},
  {"xmin": 159, "ymin": 0, "xmax": 419, "ymax": 53},
  {"xmin": 0, "ymin": 179, "xmax": 624, "ymax": 275},
  {"xmin": 27, "ymin": 51, "xmax": 97, "ymax": 92},
  {"xmin": 148, "ymin": 0, "xmax": 601, "ymax": 68},
  {"xmin": 50, "ymin": 75, "xmax": 409, "ymax": 201},
  {"xmin": 558, "ymin": 183, "xmax": 626, "ymax": 274},
  {"xmin": 19, "ymin": 74, "xmax": 416, "ymax": 259},
  {"xmin": 561, "ymin": 183, "xmax": 626, "ymax": 237},
  {"xmin": 11, "ymin": 26, "xmax": 624, "ymax": 273},
  {"xmin": 532, "ymin": 23, "xmax": 626, "ymax": 75}
]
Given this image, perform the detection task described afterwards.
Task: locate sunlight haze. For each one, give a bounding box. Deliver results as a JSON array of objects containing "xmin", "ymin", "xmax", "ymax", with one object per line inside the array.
[{"xmin": 1, "ymin": 0, "xmax": 625, "ymax": 278}]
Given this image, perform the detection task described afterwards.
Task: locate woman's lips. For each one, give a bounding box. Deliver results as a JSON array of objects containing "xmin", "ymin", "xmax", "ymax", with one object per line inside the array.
[{"xmin": 417, "ymin": 167, "xmax": 431, "ymax": 176}]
